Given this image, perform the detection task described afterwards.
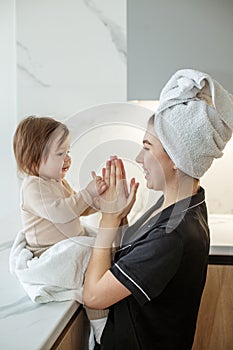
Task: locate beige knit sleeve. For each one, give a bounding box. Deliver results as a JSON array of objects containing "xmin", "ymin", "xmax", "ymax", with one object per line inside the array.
[{"xmin": 21, "ymin": 177, "xmax": 93, "ymax": 224}]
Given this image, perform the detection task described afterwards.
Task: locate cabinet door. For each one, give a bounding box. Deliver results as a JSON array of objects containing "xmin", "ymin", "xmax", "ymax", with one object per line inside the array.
[
  {"xmin": 192, "ymin": 264, "xmax": 233, "ymax": 350},
  {"xmin": 52, "ymin": 307, "xmax": 90, "ymax": 350}
]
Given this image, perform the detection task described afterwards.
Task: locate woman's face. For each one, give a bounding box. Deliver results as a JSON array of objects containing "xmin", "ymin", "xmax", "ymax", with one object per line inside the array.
[{"xmin": 136, "ymin": 123, "xmax": 175, "ymax": 191}]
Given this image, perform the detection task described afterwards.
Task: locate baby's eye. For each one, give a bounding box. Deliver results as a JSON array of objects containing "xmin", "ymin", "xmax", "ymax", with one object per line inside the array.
[{"xmin": 143, "ymin": 147, "xmax": 149, "ymax": 151}]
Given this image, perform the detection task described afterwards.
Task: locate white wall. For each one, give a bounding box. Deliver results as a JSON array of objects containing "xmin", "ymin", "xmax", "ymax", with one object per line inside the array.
[
  {"xmin": 0, "ymin": 0, "xmax": 21, "ymax": 240},
  {"xmin": 16, "ymin": 0, "xmax": 126, "ymax": 119}
]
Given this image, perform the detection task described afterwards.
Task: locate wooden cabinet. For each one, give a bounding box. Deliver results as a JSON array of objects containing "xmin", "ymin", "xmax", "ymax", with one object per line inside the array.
[
  {"xmin": 192, "ymin": 264, "xmax": 233, "ymax": 350},
  {"xmin": 51, "ymin": 307, "xmax": 90, "ymax": 350}
]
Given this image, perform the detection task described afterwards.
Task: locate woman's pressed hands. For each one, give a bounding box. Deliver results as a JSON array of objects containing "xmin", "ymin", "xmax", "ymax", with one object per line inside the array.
[
  {"xmin": 82, "ymin": 158, "xmax": 136, "ymax": 309},
  {"xmin": 83, "ymin": 158, "xmax": 137, "ymax": 308},
  {"xmin": 99, "ymin": 158, "xmax": 139, "ymax": 224}
]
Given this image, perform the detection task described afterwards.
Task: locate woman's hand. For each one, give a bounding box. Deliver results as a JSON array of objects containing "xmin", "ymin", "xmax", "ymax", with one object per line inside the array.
[
  {"xmin": 83, "ymin": 158, "xmax": 137, "ymax": 308},
  {"xmin": 99, "ymin": 158, "xmax": 139, "ymax": 224}
]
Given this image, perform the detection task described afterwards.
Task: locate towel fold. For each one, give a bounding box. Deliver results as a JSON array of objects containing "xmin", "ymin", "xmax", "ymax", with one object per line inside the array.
[
  {"xmin": 9, "ymin": 231, "xmax": 94, "ymax": 303},
  {"xmin": 155, "ymin": 69, "xmax": 233, "ymax": 178}
]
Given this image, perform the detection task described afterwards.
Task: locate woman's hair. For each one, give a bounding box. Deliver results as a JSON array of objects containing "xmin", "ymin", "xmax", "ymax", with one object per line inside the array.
[
  {"xmin": 13, "ymin": 116, "xmax": 69, "ymax": 176},
  {"xmin": 148, "ymin": 113, "xmax": 155, "ymax": 126},
  {"xmin": 148, "ymin": 113, "xmax": 169, "ymax": 155}
]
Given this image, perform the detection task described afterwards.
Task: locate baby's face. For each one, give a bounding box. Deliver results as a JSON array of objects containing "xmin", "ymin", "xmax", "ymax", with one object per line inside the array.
[{"xmin": 39, "ymin": 133, "xmax": 71, "ymax": 181}]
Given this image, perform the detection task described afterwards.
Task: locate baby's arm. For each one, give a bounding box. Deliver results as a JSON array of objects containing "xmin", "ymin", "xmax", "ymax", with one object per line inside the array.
[{"xmin": 22, "ymin": 177, "xmax": 96, "ymax": 223}]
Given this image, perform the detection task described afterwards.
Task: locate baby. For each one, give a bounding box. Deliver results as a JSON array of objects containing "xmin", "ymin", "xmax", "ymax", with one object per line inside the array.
[{"xmin": 13, "ymin": 115, "xmax": 108, "ymax": 346}]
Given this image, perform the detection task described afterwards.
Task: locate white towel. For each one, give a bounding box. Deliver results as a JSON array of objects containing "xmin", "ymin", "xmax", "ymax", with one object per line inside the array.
[
  {"xmin": 9, "ymin": 231, "xmax": 94, "ymax": 304},
  {"xmin": 154, "ymin": 69, "xmax": 233, "ymax": 178}
]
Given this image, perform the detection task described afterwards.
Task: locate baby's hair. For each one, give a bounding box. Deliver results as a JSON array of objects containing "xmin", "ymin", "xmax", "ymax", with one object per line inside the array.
[{"xmin": 13, "ymin": 116, "xmax": 69, "ymax": 176}]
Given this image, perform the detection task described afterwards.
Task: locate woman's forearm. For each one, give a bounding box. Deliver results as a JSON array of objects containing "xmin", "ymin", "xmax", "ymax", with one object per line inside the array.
[
  {"xmin": 83, "ymin": 159, "xmax": 138, "ymax": 308},
  {"xmin": 83, "ymin": 217, "xmax": 120, "ymax": 308}
]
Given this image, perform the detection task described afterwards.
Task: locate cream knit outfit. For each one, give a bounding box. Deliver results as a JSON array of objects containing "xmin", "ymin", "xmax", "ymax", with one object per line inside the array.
[{"xmin": 21, "ymin": 176, "xmax": 91, "ymax": 257}]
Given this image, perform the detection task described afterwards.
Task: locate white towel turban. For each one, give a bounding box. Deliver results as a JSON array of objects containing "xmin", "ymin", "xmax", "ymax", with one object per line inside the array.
[{"xmin": 154, "ymin": 69, "xmax": 233, "ymax": 178}]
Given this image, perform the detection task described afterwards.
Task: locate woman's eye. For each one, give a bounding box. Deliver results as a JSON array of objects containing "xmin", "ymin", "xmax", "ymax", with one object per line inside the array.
[{"xmin": 57, "ymin": 152, "xmax": 64, "ymax": 156}]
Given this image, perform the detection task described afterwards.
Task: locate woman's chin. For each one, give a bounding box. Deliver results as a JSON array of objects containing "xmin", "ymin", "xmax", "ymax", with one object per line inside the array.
[{"xmin": 146, "ymin": 180, "xmax": 161, "ymax": 191}]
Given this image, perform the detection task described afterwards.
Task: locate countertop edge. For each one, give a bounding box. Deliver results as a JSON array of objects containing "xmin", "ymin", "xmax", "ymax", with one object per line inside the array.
[{"xmin": 40, "ymin": 301, "xmax": 81, "ymax": 350}]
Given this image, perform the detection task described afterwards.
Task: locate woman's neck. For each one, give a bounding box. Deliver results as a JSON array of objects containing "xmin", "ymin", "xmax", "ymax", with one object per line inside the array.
[
  {"xmin": 162, "ymin": 174, "xmax": 200, "ymax": 210},
  {"xmin": 144, "ymin": 174, "xmax": 200, "ymax": 224}
]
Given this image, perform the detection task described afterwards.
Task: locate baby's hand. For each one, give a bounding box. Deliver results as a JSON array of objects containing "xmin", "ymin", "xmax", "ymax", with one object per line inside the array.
[{"xmin": 85, "ymin": 171, "xmax": 108, "ymax": 199}]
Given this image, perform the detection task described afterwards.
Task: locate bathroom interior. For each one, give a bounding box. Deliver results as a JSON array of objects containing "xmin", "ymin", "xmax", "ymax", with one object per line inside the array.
[{"xmin": 1, "ymin": 0, "xmax": 233, "ymax": 349}]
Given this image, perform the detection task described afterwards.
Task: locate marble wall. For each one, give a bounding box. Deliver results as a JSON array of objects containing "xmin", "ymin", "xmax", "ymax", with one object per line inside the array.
[
  {"xmin": 0, "ymin": 1, "xmax": 20, "ymax": 242},
  {"xmin": 16, "ymin": 0, "xmax": 127, "ymax": 118}
]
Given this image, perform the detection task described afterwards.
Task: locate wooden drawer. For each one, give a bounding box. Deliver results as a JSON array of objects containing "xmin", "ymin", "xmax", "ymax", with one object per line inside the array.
[
  {"xmin": 192, "ymin": 264, "xmax": 233, "ymax": 350},
  {"xmin": 51, "ymin": 307, "xmax": 90, "ymax": 350}
]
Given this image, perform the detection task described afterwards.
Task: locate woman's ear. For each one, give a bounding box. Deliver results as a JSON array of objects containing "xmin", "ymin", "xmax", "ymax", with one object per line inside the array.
[{"xmin": 173, "ymin": 164, "xmax": 178, "ymax": 171}]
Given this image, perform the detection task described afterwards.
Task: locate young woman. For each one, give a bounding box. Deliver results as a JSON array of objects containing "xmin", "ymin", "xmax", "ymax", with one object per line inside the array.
[{"xmin": 83, "ymin": 69, "xmax": 233, "ymax": 349}]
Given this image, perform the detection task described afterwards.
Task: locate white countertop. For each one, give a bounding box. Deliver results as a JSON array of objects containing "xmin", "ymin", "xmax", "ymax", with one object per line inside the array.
[
  {"xmin": 0, "ymin": 245, "xmax": 80, "ymax": 350},
  {"xmin": 0, "ymin": 214, "xmax": 232, "ymax": 349}
]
